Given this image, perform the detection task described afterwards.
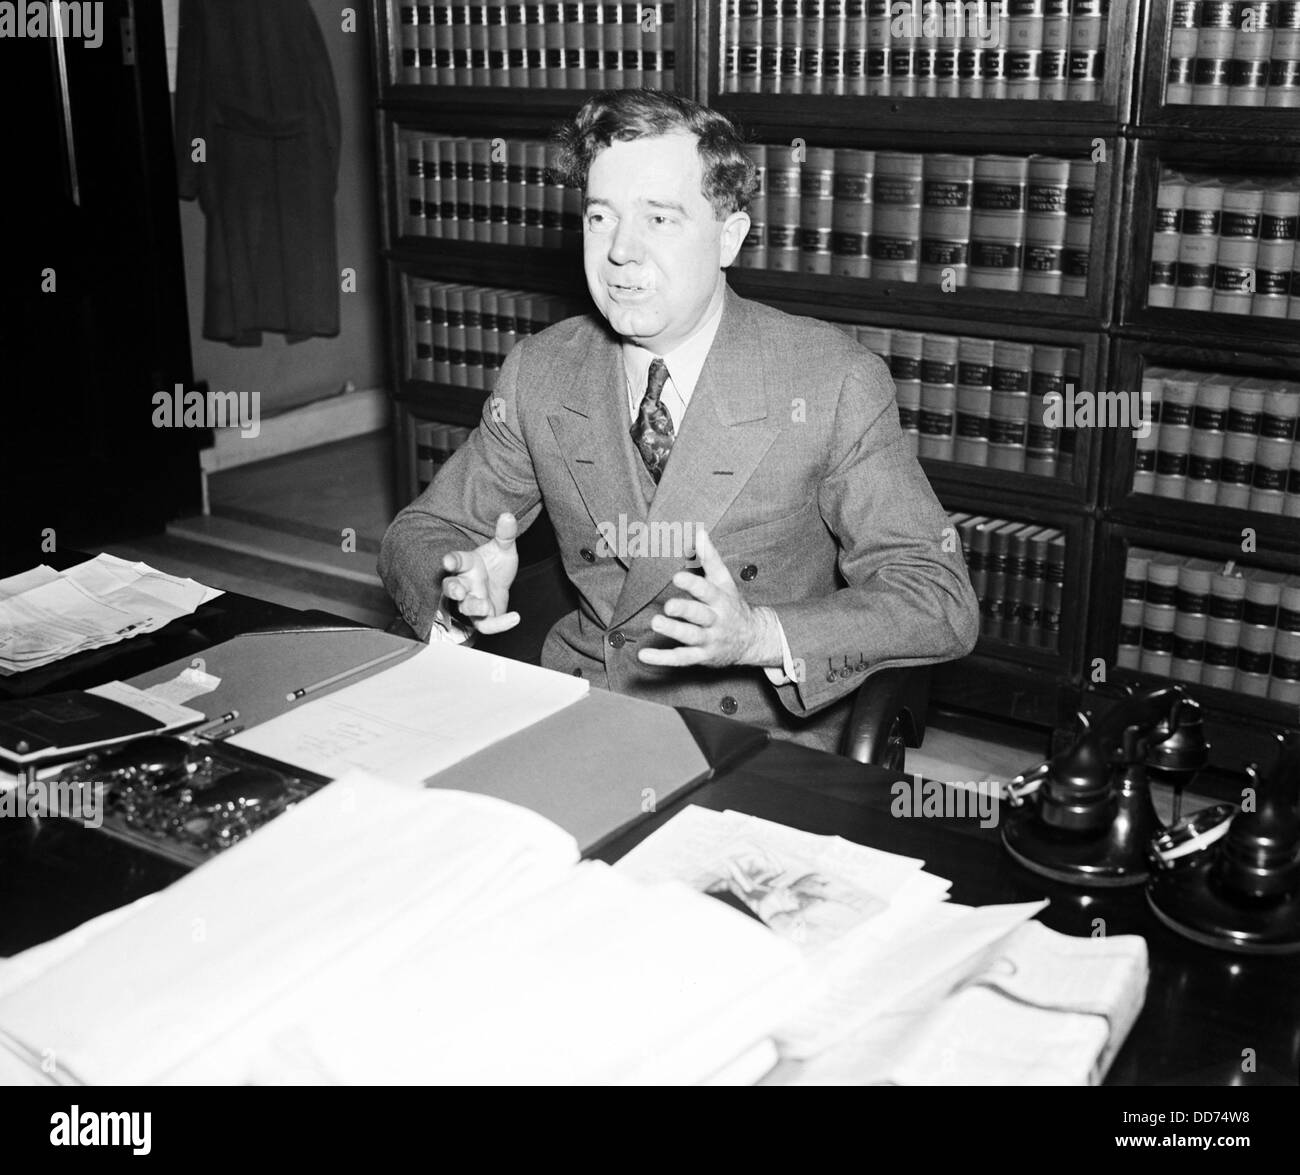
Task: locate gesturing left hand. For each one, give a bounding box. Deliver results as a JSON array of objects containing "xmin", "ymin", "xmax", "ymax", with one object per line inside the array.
[{"xmin": 637, "ymin": 528, "xmax": 785, "ymax": 669}]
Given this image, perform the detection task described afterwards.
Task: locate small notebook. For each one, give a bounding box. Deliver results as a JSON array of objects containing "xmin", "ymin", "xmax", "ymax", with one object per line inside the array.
[{"xmin": 0, "ymin": 682, "xmax": 205, "ymax": 767}]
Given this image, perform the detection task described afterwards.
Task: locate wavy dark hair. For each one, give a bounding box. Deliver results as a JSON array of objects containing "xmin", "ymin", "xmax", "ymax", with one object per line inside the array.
[{"xmin": 551, "ymin": 89, "xmax": 759, "ymax": 218}]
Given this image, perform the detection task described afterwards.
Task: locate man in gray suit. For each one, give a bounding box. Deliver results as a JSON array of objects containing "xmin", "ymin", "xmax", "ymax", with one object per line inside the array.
[{"xmin": 380, "ymin": 90, "xmax": 978, "ymax": 753}]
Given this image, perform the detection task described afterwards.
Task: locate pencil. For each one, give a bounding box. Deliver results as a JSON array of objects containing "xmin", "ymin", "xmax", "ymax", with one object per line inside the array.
[{"xmin": 286, "ymin": 648, "xmax": 409, "ymax": 702}]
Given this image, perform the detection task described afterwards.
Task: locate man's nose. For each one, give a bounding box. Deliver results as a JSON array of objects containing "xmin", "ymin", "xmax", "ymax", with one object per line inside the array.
[{"xmin": 607, "ymin": 218, "xmax": 643, "ymax": 265}]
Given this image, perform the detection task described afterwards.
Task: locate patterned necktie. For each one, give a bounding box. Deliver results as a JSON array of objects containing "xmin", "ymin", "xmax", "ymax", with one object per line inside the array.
[{"xmin": 631, "ymin": 357, "xmax": 675, "ymax": 483}]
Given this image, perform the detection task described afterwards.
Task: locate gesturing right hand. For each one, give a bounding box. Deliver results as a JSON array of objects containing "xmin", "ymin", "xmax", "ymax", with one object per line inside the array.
[{"xmin": 440, "ymin": 512, "xmax": 521, "ymax": 635}]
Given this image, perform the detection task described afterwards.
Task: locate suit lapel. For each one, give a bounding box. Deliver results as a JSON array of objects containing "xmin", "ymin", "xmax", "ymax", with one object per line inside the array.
[
  {"xmin": 546, "ymin": 325, "xmax": 649, "ymax": 574},
  {"xmin": 612, "ymin": 289, "xmax": 780, "ymax": 626}
]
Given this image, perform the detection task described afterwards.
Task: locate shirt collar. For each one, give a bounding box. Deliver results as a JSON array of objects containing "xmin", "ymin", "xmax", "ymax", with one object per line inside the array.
[{"xmin": 622, "ymin": 293, "xmax": 726, "ymax": 412}]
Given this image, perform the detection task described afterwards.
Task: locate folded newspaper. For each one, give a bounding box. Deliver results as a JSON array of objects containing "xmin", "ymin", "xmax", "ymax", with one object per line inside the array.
[{"xmin": 0, "ymin": 556, "xmax": 223, "ymax": 675}]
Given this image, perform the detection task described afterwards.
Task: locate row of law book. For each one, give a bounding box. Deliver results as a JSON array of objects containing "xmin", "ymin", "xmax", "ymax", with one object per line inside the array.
[
  {"xmin": 720, "ymin": 0, "xmax": 1109, "ymax": 100},
  {"xmin": 399, "ymin": 134, "xmax": 582, "ymax": 245},
  {"xmin": 406, "ymin": 277, "xmax": 581, "ymax": 389},
  {"xmin": 949, "ymin": 511, "xmax": 1066, "ymax": 651},
  {"xmin": 1118, "ymin": 549, "xmax": 1300, "ymax": 704},
  {"xmin": 1166, "ymin": 0, "xmax": 1300, "ymax": 106},
  {"xmin": 413, "ymin": 419, "xmax": 475, "ymax": 492},
  {"xmin": 394, "ymin": 1, "xmax": 677, "ymax": 89},
  {"xmin": 1131, "ymin": 365, "xmax": 1300, "ymax": 517},
  {"xmin": 837, "ymin": 321, "xmax": 1081, "ymax": 479},
  {"xmin": 1149, "ymin": 169, "xmax": 1300, "ymax": 318},
  {"xmin": 739, "ymin": 146, "xmax": 1096, "ymax": 294}
]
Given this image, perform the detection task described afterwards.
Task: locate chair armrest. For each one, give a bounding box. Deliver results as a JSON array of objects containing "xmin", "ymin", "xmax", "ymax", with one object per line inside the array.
[{"xmin": 842, "ymin": 665, "xmax": 931, "ymax": 767}]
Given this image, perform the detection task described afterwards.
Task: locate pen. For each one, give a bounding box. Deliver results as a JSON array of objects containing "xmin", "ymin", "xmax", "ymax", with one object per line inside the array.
[{"xmin": 286, "ymin": 648, "xmax": 409, "ymax": 702}]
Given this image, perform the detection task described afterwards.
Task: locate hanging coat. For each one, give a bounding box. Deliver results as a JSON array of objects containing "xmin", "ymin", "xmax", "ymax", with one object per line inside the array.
[{"xmin": 175, "ymin": 0, "xmax": 342, "ymax": 345}]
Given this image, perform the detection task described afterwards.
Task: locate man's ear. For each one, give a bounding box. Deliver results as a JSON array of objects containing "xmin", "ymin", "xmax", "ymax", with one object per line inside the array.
[{"xmin": 718, "ymin": 210, "xmax": 751, "ymax": 269}]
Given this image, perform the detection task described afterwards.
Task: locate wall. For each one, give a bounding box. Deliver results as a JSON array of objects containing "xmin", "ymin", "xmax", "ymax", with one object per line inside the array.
[{"xmin": 177, "ymin": 1, "xmax": 386, "ymax": 417}]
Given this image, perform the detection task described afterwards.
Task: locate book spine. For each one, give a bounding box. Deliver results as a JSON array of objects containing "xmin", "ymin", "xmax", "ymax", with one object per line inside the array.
[
  {"xmin": 1255, "ymin": 185, "xmax": 1300, "ymax": 316},
  {"xmin": 824, "ymin": 0, "xmax": 847, "ymax": 94},
  {"xmin": 760, "ymin": 0, "xmax": 782, "ymax": 93},
  {"xmin": 505, "ymin": 140, "xmax": 526, "ymax": 246},
  {"xmin": 865, "ymin": 0, "xmax": 890, "ymax": 96},
  {"xmin": 1042, "ymin": 530, "xmax": 1065, "ymax": 651},
  {"xmin": 486, "ymin": 0, "xmax": 510, "ymax": 84},
  {"xmin": 1023, "ymin": 155, "xmax": 1070, "ymax": 295},
  {"xmin": 403, "ymin": 136, "xmax": 427, "ymax": 237},
  {"xmin": 800, "ymin": 0, "xmax": 826, "ymax": 95},
  {"xmin": 542, "ymin": 142, "xmax": 566, "ymax": 248},
  {"xmin": 1193, "ymin": 0, "xmax": 1236, "ymax": 105},
  {"xmin": 1017, "ymin": 526, "xmax": 1046, "ymax": 645},
  {"xmin": 431, "ymin": 282, "xmax": 452, "ymax": 384},
  {"xmin": 766, "ymin": 145, "xmax": 803, "ymax": 271},
  {"xmin": 1006, "ymin": 0, "xmax": 1045, "ymax": 101},
  {"xmin": 1026, "ymin": 344, "xmax": 1064, "ymax": 477},
  {"xmin": 1039, "ymin": 0, "xmax": 1070, "ymax": 99},
  {"xmin": 471, "ymin": 138, "xmax": 492, "ymax": 243},
  {"xmin": 412, "ymin": 279, "xmax": 435, "ymax": 382},
  {"xmin": 739, "ymin": 144, "xmax": 769, "ymax": 269},
  {"xmin": 445, "ymin": 285, "xmax": 468, "ymax": 385},
  {"xmin": 966, "ymin": 517, "xmax": 992, "ymax": 618},
  {"xmin": 1148, "ymin": 169, "xmax": 1186, "ymax": 307},
  {"xmin": 1229, "ymin": 0, "xmax": 1276, "ymax": 106},
  {"xmin": 462, "ymin": 288, "xmax": 485, "ymax": 390},
  {"xmin": 524, "ymin": 142, "xmax": 547, "ymax": 247},
  {"xmin": 891, "ymin": 331, "xmax": 923, "ymax": 455},
  {"xmin": 1061, "ymin": 158, "xmax": 1097, "ymax": 298},
  {"xmin": 1131, "ymin": 368, "xmax": 1165, "ymax": 496},
  {"xmin": 469, "ymin": 0, "xmax": 491, "ymax": 84},
  {"xmin": 1174, "ymin": 180, "xmax": 1224, "ymax": 311},
  {"xmin": 831, "ymin": 147, "xmax": 873, "ymax": 277},
  {"xmin": 918, "ymin": 334, "xmax": 958, "ymax": 462},
  {"xmin": 505, "ymin": 1, "xmax": 528, "ymax": 86},
  {"xmin": 736, "ymin": 0, "xmax": 762, "ymax": 91},
  {"xmin": 780, "ymin": 0, "xmax": 804, "ymax": 94},
  {"xmin": 399, "ymin": 2, "xmax": 422, "ymax": 84},
  {"xmin": 1165, "ymin": 0, "xmax": 1200, "ymax": 103},
  {"xmin": 1067, "ymin": 0, "xmax": 1107, "ymax": 101},
  {"xmin": 844, "ymin": 0, "xmax": 867, "ymax": 95},
  {"xmin": 870, "ymin": 152, "xmax": 924, "ymax": 283},
  {"xmin": 1219, "ymin": 378, "xmax": 1262, "ymax": 508},
  {"xmin": 488, "ymin": 139, "xmax": 509, "ymax": 245},
  {"xmin": 988, "ymin": 341, "xmax": 1032, "ymax": 472},
  {"xmin": 1269, "ymin": 4, "xmax": 1300, "ymax": 106},
  {"xmin": 954, "ymin": 336, "xmax": 994, "ymax": 467},
  {"xmin": 799, "ymin": 147, "xmax": 836, "ymax": 273},
  {"xmin": 919, "ymin": 154, "xmax": 974, "ymax": 289},
  {"xmin": 1213, "ymin": 183, "xmax": 1264, "ymax": 314},
  {"xmin": 888, "ymin": 0, "xmax": 919, "ymax": 97},
  {"xmin": 969, "ymin": 154, "xmax": 1028, "ymax": 291}
]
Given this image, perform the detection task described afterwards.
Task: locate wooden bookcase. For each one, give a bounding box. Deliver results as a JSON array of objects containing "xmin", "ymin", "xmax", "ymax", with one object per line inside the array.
[{"xmin": 368, "ymin": 0, "xmax": 1300, "ymax": 771}]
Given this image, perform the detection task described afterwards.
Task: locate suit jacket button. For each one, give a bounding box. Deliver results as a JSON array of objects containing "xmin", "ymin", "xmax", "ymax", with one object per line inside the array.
[
  {"xmin": 608, "ymin": 631, "xmax": 626, "ymax": 649},
  {"xmin": 572, "ymin": 668, "xmax": 583, "ymax": 676},
  {"xmin": 579, "ymin": 547, "xmax": 596, "ymax": 563},
  {"xmin": 719, "ymin": 695, "xmax": 738, "ymax": 715},
  {"xmin": 740, "ymin": 564, "xmax": 758, "ymax": 581}
]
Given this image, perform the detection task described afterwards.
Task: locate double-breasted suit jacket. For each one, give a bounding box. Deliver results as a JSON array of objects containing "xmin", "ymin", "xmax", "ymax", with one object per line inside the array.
[{"xmin": 380, "ymin": 287, "xmax": 979, "ymax": 752}]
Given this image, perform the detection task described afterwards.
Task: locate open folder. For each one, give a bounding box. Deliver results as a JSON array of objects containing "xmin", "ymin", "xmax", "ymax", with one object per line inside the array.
[{"xmin": 128, "ymin": 630, "xmax": 768, "ymax": 854}]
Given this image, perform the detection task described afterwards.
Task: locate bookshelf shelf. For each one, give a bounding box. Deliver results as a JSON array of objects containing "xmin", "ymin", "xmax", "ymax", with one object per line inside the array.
[
  {"xmin": 712, "ymin": 94, "xmax": 1123, "ymax": 138},
  {"xmin": 386, "ymin": 241, "xmax": 587, "ymax": 294}
]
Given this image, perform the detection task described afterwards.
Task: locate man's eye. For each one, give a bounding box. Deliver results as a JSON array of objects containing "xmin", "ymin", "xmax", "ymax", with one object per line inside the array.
[
  {"xmin": 586, "ymin": 212, "xmax": 612, "ymax": 231},
  {"xmin": 650, "ymin": 215, "xmax": 675, "ymax": 227}
]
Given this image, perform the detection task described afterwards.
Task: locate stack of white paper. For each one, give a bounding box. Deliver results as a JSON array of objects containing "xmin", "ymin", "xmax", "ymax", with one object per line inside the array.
[
  {"xmin": 614, "ymin": 805, "xmax": 1147, "ymax": 1083},
  {"xmin": 0, "ymin": 774, "xmax": 804, "ymax": 1086},
  {"xmin": 0, "ymin": 556, "xmax": 223, "ymax": 674}
]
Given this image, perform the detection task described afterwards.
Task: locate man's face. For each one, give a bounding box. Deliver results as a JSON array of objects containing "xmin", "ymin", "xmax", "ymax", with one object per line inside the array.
[{"xmin": 582, "ymin": 132, "xmax": 749, "ymax": 355}]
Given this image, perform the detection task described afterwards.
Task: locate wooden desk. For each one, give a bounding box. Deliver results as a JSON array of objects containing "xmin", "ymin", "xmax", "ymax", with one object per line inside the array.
[{"xmin": 2, "ymin": 569, "xmax": 1298, "ymax": 1085}]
